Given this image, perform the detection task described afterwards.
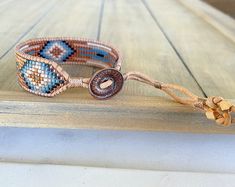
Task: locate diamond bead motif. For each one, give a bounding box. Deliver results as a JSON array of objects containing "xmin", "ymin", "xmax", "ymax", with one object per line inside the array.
[
  {"xmin": 39, "ymin": 40, "xmax": 74, "ymax": 62},
  {"xmin": 20, "ymin": 60, "xmax": 65, "ymax": 94}
]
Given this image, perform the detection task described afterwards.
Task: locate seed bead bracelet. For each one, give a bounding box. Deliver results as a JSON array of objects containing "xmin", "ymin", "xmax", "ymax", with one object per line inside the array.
[{"xmin": 15, "ymin": 37, "xmax": 235, "ymax": 126}]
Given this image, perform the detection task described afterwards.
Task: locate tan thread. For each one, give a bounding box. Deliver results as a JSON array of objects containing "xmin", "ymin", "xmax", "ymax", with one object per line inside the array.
[
  {"xmin": 68, "ymin": 78, "xmax": 90, "ymax": 88},
  {"xmin": 123, "ymin": 71, "xmax": 235, "ymax": 126}
]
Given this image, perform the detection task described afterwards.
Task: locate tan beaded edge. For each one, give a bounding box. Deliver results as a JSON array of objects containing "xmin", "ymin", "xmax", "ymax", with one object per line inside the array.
[{"xmin": 15, "ymin": 37, "xmax": 122, "ymax": 97}]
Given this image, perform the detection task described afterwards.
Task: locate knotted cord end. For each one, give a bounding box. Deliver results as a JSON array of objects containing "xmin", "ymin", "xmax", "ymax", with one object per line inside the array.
[
  {"xmin": 153, "ymin": 82, "xmax": 162, "ymax": 89},
  {"xmin": 123, "ymin": 71, "xmax": 235, "ymax": 126},
  {"xmin": 199, "ymin": 96, "xmax": 234, "ymax": 126}
]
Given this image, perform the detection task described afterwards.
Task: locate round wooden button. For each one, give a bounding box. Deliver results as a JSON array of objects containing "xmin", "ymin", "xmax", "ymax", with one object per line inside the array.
[{"xmin": 88, "ymin": 68, "xmax": 124, "ymax": 99}]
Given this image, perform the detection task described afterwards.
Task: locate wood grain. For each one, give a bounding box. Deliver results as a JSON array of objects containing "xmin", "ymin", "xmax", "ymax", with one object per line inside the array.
[
  {"xmin": 100, "ymin": 0, "xmax": 204, "ymax": 97},
  {"xmin": 0, "ymin": 0, "xmax": 102, "ymax": 91},
  {"xmin": 180, "ymin": 0, "xmax": 235, "ymax": 44},
  {"xmin": 203, "ymin": 0, "xmax": 235, "ymax": 18},
  {"xmin": 0, "ymin": 91, "xmax": 234, "ymax": 134},
  {"xmin": 145, "ymin": 0, "xmax": 235, "ymax": 98},
  {"xmin": 0, "ymin": 0, "xmax": 58, "ymax": 58},
  {"xmin": 0, "ymin": 0, "xmax": 234, "ymax": 133}
]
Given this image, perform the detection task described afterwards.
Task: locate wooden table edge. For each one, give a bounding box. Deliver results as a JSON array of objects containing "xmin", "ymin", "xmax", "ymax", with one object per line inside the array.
[{"xmin": 0, "ymin": 90, "xmax": 234, "ymax": 134}]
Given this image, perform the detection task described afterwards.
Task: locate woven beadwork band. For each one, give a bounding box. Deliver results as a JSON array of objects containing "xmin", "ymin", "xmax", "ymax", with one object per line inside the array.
[
  {"xmin": 16, "ymin": 37, "xmax": 123, "ymax": 98},
  {"xmin": 15, "ymin": 37, "xmax": 235, "ymax": 126}
]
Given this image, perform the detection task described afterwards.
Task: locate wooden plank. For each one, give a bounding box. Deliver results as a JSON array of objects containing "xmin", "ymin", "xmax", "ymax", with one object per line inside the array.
[
  {"xmin": 0, "ymin": 91, "xmax": 234, "ymax": 134},
  {"xmin": 23, "ymin": 0, "xmax": 101, "ymax": 38},
  {"xmin": 1, "ymin": 162, "xmax": 235, "ymax": 187},
  {"xmin": 0, "ymin": 0, "xmax": 234, "ymax": 133},
  {"xmin": 203, "ymin": 0, "xmax": 235, "ymax": 18},
  {"xmin": 1, "ymin": 126, "xmax": 235, "ymax": 172},
  {"xmin": 0, "ymin": 0, "xmax": 15, "ymax": 11},
  {"xmin": 0, "ymin": 0, "xmax": 102, "ymax": 91},
  {"xmin": 0, "ymin": 0, "xmax": 58, "ymax": 58},
  {"xmin": 99, "ymin": 0, "xmax": 204, "ymax": 97},
  {"xmin": 144, "ymin": 0, "xmax": 235, "ymax": 98},
  {"xmin": 180, "ymin": 0, "xmax": 235, "ymax": 44}
]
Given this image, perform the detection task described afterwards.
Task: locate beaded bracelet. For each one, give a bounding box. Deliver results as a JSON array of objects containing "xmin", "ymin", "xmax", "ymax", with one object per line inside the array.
[{"xmin": 15, "ymin": 37, "xmax": 235, "ymax": 126}]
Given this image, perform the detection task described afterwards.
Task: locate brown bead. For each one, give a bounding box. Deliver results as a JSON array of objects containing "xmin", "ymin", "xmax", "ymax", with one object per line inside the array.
[{"xmin": 88, "ymin": 68, "xmax": 124, "ymax": 99}]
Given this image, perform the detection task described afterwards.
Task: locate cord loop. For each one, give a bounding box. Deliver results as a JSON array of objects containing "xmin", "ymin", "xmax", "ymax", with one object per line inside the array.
[{"xmin": 123, "ymin": 71, "xmax": 235, "ymax": 126}]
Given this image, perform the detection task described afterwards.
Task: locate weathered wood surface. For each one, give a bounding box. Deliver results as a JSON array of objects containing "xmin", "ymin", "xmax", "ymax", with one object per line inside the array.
[
  {"xmin": 203, "ymin": 0, "xmax": 235, "ymax": 18},
  {"xmin": 0, "ymin": 0, "xmax": 234, "ymax": 133},
  {"xmin": 0, "ymin": 91, "xmax": 235, "ymax": 133},
  {"xmin": 180, "ymin": 0, "xmax": 235, "ymax": 46}
]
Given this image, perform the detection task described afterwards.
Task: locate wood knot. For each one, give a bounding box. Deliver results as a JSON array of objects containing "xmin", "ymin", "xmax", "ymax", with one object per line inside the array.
[{"xmin": 203, "ymin": 96, "xmax": 234, "ymax": 126}]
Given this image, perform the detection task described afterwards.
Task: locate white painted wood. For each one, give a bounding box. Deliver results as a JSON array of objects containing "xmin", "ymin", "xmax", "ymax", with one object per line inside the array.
[
  {"xmin": 1, "ymin": 127, "xmax": 235, "ymax": 173},
  {"xmin": 0, "ymin": 162, "xmax": 234, "ymax": 187}
]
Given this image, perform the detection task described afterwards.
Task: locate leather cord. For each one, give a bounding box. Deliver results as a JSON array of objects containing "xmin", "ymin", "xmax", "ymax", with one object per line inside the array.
[{"xmin": 123, "ymin": 71, "xmax": 235, "ymax": 126}]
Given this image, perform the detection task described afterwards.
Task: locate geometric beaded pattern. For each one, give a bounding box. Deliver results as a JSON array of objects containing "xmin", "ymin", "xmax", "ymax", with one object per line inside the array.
[
  {"xmin": 78, "ymin": 47, "xmax": 109, "ymax": 63},
  {"xmin": 39, "ymin": 40, "xmax": 75, "ymax": 62},
  {"xmin": 36, "ymin": 40, "xmax": 116, "ymax": 66},
  {"xmin": 15, "ymin": 38, "xmax": 122, "ymax": 97},
  {"xmin": 19, "ymin": 60, "xmax": 65, "ymax": 94}
]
